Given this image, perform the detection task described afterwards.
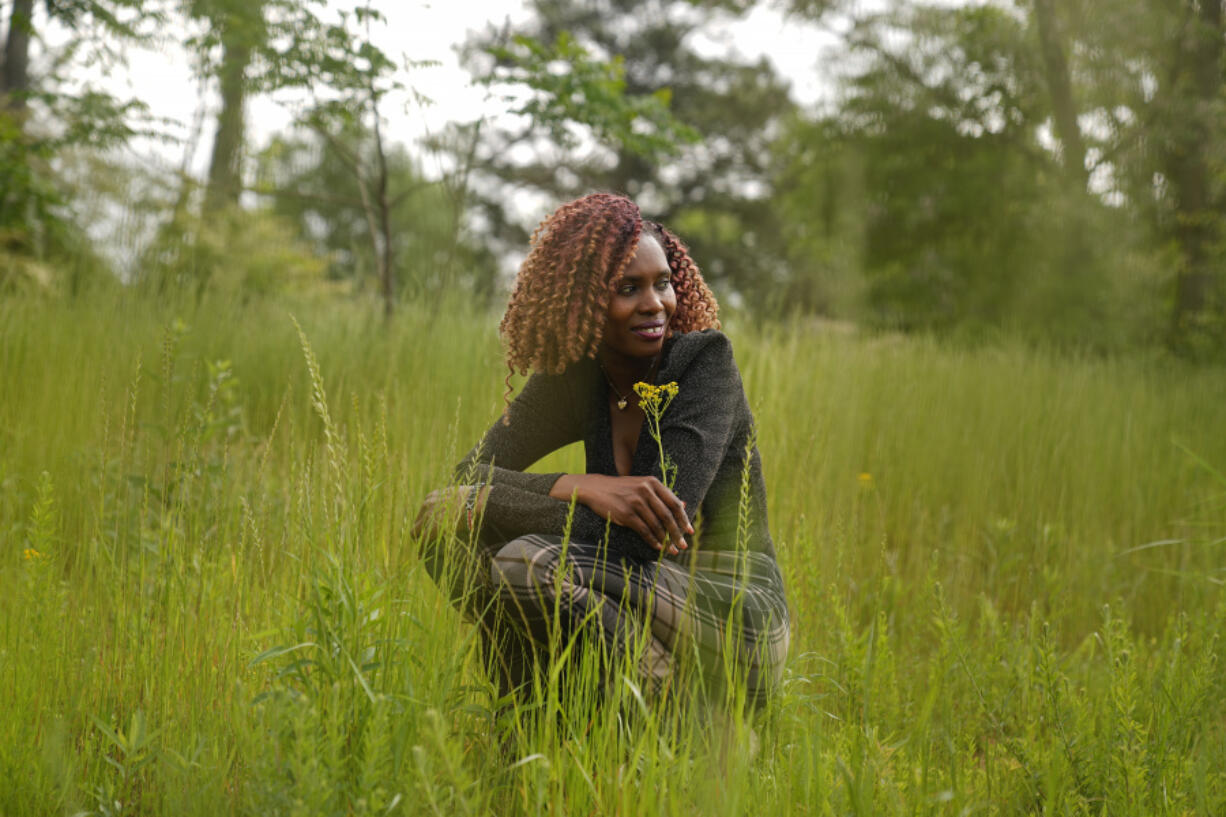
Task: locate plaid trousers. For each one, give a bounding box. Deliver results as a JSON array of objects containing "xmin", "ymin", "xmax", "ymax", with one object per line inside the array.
[{"xmin": 424, "ymin": 527, "xmax": 790, "ymax": 704}]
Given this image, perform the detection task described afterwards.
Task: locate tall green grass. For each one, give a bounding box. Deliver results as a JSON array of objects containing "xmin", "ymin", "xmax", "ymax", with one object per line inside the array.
[{"xmin": 2, "ymin": 291, "xmax": 1224, "ymax": 815}]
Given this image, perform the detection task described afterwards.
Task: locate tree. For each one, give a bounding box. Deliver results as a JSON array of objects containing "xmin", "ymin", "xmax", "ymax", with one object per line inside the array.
[
  {"xmin": 1013, "ymin": 0, "xmax": 1225, "ymax": 351},
  {"xmin": 1, "ymin": 0, "xmax": 35, "ymax": 114},
  {"xmin": 254, "ymin": 122, "xmax": 496, "ymax": 302},
  {"xmin": 1, "ymin": 0, "xmax": 160, "ymax": 284},
  {"xmin": 185, "ymin": 0, "xmax": 269, "ymax": 212},
  {"xmin": 175, "ymin": 0, "xmax": 422, "ymax": 315},
  {"xmin": 3, "ymin": 0, "xmax": 154, "ymax": 112},
  {"xmin": 771, "ymin": 2, "xmax": 1165, "ymax": 343},
  {"xmin": 1163, "ymin": 1, "xmax": 1224, "ymax": 348},
  {"xmin": 275, "ymin": 2, "xmax": 418, "ymax": 317},
  {"xmin": 777, "ymin": 0, "xmax": 1223, "ymax": 351},
  {"xmin": 1031, "ymin": 0, "xmax": 1087, "ymax": 185},
  {"xmin": 452, "ymin": 0, "xmax": 795, "ymax": 309}
]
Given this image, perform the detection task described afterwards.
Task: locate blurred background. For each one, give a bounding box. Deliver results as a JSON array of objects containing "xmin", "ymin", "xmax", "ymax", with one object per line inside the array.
[{"xmin": 2, "ymin": 0, "xmax": 1224, "ymax": 358}]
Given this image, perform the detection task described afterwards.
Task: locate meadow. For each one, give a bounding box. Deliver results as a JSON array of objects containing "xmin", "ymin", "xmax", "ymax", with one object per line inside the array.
[{"xmin": 2, "ymin": 291, "xmax": 1225, "ymax": 816}]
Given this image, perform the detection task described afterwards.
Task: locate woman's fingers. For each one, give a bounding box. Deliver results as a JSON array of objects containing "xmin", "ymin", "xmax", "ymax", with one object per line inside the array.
[
  {"xmin": 656, "ymin": 481, "xmax": 693, "ymax": 537},
  {"xmin": 629, "ymin": 492, "xmax": 667, "ymax": 550},
  {"xmin": 643, "ymin": 488, "xmax": 687, "ymax": 551},
  {"xmin": 623, "ymin": 477, "xmax": 687, "ymax": 553},
  {"xmin": 624, "ymin": 509, "xmax": 662, "ymax": 550},
  {"xmin": 642, "ymin": 477, "xmax": 691, "ymax": 541},
  {"xmin": 612, "ymin": 483, "xmax": 670, "ymax": 552}
]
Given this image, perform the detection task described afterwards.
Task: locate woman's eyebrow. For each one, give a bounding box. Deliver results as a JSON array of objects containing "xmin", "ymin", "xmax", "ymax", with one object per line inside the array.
[{"xmin": 619, "ymin": 268, "xmax": 671, "ymax": 282}]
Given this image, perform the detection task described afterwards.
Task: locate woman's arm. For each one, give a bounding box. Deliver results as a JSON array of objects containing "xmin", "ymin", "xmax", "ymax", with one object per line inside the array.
[
  {"xmin": 415, "ymin": 480, "xmax": 574, "ymax": 544},
  {"xmin": 421, "ymin": 368, "xmax": 582, "ymax": 541},
  {"xmin": 454, "ymin": 369, "xmax": 582, "ymax": 489}
]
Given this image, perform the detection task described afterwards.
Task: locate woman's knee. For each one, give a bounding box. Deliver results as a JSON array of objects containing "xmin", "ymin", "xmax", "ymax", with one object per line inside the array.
[{"xmin": 490, "ymin": 535, "xmax": 559, "ymax": 600}]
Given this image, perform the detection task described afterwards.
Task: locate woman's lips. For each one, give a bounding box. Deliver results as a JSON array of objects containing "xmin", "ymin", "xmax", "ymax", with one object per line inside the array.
[{"xmin": 631, "ymin": 322, "xmax": 665, "ymax": 340}]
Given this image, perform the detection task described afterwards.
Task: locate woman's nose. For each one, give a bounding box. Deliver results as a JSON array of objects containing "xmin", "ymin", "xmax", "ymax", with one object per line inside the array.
[{"xmin": 639, "ymin": 287, "xmax": 663, "ymax": 312}]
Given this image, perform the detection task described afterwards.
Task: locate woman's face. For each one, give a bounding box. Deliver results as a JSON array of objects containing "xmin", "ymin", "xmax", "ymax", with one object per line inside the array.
[{"xmin": 602, "ymin": 234, "xmax": 676, "ymax": 362}]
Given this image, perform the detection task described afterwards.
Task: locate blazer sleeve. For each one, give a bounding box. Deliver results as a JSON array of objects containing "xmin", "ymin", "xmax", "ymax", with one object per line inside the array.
[
  {"xmin": 570, "ymin": 332, "xmax": 743, "ymax": 561},
  {"xmin": 453, "ymin": 369, "xmax": 583, "ymax": 538}
]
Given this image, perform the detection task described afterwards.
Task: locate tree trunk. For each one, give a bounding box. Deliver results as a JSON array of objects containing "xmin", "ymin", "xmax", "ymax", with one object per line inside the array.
[
  {"xmin": 371, "ymin": 102, "xmax": 394, "ymax": 319},
  {"xmin": 1168, "ymin": 0, "xmax": 1223, "ymax": 341},
  {"xmin": 311, "ymin": 120, "xmax": 387, "ymax": 315},
  {"xmin": 1, "ymin": 0, "xmax": 34, "ymax": 113},
  {"xmin": 1032, "ymin": 0, "xmax": 1087, "ymax": 185},
  {"xmin": 204, "ymin": 34, "xmax": 252, "ymax": 213}
]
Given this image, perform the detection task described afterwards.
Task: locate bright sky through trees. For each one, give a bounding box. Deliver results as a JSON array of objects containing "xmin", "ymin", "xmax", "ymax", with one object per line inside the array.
[{"xmin": 79, "ymin": 0, "xmax": 829, "ymax": 178}]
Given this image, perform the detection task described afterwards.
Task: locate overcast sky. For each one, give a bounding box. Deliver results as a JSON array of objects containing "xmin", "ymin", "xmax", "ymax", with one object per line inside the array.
[{"xmin": 87, "ymin": 1, "xmax": 833, "ymax": 178}]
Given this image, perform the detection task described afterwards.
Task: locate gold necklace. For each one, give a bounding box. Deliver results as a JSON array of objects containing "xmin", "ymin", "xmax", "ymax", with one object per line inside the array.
[
  {"xmin": 598, "ymin": 354, "xmax": 660, "ymax": 411},
  {"xmin": 598, "ymin": 362, "xmax": 631, "ymax": 411}
]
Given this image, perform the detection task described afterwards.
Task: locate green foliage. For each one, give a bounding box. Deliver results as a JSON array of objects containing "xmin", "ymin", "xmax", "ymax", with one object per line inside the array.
[
  {"xmin": 768, "ymin": 116, "xmax": 866, "ymax": 316},
  {"xmin": 247, "ymin": 556, "xmax": 406, "ymax": 815},
  {"xmin": 181, "ymin": 0, "xmax": 403, "ymax": 106},
  {"xmin": 779, "ymin": 0, "xmax": 1226, "ymax": 353},
  {"xmin": 243, "ymin": 1, "xmax": 402, "ymax": 100},
  {"xmin": 452, "ymin": 0, "xmax": 796, "ymax": 305},
  {"xmin": 254, "ymin": 124, "xmax": 495, "ymax": 300},
  {"xmin": 0, "ymin": 128, "xmax": 129, "ymax": 296},
  {"xmin": 772, "ymin": 2, "xmax": 1170, "ymax": 349},
  {"xmin": 25, "ymin": 469, "xmax": 58, "ymax": 557},
  {"xmin": 86, "ymin": 710, "xmax": 161, "ymax": 816},
  {"xmin": 484, "ymin": 31, "xmax": 699, "ymax": 159},
  {"xmin": 140, "ymin": 205, "xmax": 327, "ymax": 300},
  {"xmin": 0, "ymin": 0, "xmax": 162, "ymax": 280}
]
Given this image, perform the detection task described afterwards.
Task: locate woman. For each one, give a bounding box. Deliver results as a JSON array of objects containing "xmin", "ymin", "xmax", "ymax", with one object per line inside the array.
[{"xmin": 416, "ymin": 193, "xmax": 788, "ymax": 706}]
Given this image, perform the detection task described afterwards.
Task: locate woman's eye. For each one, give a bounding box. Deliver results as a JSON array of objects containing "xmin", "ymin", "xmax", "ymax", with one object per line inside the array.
[
  {"xmin": 619, "ymin": 285, "xmax": 635, "ymax": 295},
  {"xmin": 655, "ymin": 279, "xmax": 672, "ymax": 291}
]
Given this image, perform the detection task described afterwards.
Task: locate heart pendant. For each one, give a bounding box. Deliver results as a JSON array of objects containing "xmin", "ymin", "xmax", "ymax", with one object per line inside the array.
[{"xmin": 617, "ymin": 398, "xmax": 628, "ymax": 411}]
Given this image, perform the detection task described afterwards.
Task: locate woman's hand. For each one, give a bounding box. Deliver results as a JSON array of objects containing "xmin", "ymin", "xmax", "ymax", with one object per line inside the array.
[
  {"xmin": 550, "ymin": 474, "xmax": 693, "ymax": 555},
  {"xmin": 413, "ymin": 484, "xmax": 490, "ymax": 540}
]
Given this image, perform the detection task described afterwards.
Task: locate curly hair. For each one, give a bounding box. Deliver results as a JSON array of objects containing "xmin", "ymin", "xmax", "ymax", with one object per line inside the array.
[{"xmin": 500, "ymin": 193, "xmax": 720, "ymax": 380}]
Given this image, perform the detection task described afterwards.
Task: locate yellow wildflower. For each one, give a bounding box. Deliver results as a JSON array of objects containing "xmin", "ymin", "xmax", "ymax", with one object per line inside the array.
[
  {"xmin": 857, "ymin": 472, "xmax": 873, "ymax": 485},
  {"xmin": 634, "ymin": 381, "xmax": 681, "ymax": 493},
  {"xmin": 633, "ymin": 381, "xmax": 679, "ymax": 413},
  {"xmin": 23, "ymin": 548, "xmax": 45, "ymax": 560}
]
